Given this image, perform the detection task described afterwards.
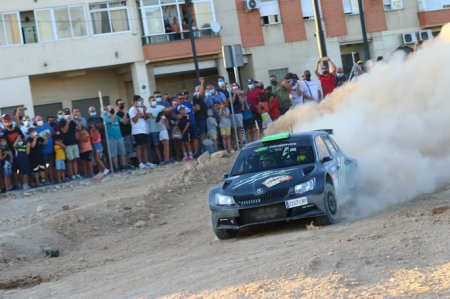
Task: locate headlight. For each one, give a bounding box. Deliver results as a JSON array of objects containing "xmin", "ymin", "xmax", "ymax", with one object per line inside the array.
[
  {"xmin": 216, "ymin": 193, "xmax": 235, "ymax": 205},
  {"xmin": 294, "ymin": 178, "xmax": 315, "ymax": 194}
]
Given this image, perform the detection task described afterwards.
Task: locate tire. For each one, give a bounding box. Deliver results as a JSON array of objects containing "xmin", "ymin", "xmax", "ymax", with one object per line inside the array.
[
  {"xmin": 316, "ymin": 183, "xmax": 339, "ymax": 226},
  {"xmin": 211, "ymin": 211, "xmax": 239, "ymax": 240}
]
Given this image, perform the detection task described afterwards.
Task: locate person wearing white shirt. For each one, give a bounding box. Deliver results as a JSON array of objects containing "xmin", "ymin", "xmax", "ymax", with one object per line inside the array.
[
  {"xmin": 129, "ymin": 95, "xmax": 151, "ymax": 169},
  {"xmin": 302, "ymin": 70, "xmax": 322, "ymax": 103}
]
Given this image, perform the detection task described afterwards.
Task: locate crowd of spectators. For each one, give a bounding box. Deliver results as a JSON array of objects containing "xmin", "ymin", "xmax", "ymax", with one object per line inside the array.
[{"xmin": 0, "ymin": 56, "xmax": 354, "ymax": 193}]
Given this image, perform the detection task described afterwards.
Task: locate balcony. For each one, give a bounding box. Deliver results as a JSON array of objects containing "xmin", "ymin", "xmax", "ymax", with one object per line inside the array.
[
  {"xmin": 142, "ymin": 28, "xmax": 218, "ymax": 45},
  {"xmin": 418, "ymin": 8, "xmax": 450, "ymax": 29}
]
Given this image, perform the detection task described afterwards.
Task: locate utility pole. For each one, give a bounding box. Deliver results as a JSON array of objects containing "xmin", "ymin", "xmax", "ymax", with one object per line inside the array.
[
  {"xmin": 312, "ymin": 0, "xmax": 328, "ymax": 66},
  {"xmin": 185, "ymin": 0, "xmax": 200, "ymax": 84},
  {"xmin": 357, "ymin": 0, "xmax": 371, "ymax": 61}
]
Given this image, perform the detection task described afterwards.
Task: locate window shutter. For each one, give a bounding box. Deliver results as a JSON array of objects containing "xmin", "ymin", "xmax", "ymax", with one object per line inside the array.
[
  {"xmin": 424, "ymin": 0, "xmax": 444, "ymax": 10},
  {"xmin": 342, "ymin": 0, "xmax": 352, "ymax": 14},
  {"xmin": 259, "ymin": 1, "xmax": 280, "ymax": 17}
]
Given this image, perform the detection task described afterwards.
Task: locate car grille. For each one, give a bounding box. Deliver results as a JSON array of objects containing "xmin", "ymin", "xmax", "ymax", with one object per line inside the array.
[
  {"xmin": 233, "ymin": 187, "xmax": 290, "ymax": 206},
  {"xmin": 240, "ymin": 203, "xmax": 287, "ymax": 224}
]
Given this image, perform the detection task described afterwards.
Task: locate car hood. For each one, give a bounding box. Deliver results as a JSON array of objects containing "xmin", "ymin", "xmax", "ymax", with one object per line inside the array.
[{"xmin": 222, "ymin": 165, "xmax": 316, "ymax": 195}]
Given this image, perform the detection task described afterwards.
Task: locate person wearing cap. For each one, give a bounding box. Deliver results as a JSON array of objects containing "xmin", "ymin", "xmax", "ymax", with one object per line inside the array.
[
  {"xmin": 174, "ymin": 92, "xmax": 200, "ymax": 157},
  {"xmin": 314, "ymin": 56, "xmax": 337, "ymax": 98},
  {"xmin": 35, "ymin": 115, "xmax": 56, "ymax": 185},
  {"xmin": 270, "ymin": 75, "xmax": 291, "ymax": 115},
  {"xmin": 302, "ymin": 70, "xmax": 322, "ymax": 103},
  {"xmin": 335, "ymin": 67, "xmax": 348, "ymax": 87}
]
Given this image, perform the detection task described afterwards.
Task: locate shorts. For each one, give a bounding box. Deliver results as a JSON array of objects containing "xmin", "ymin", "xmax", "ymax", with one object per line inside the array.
[
  {"xmin": 109, "ymin": 138, "xmax": 126, "ymax": 158},
  {"xmin": 231, "ymin": 113, "xmax": 244, "ymax": 128},
  {"xmin": 196, "ymin": 118, "xmax": 207, "ymax": 134},
  {"xmin": 32, "ymin": 164, "xmax": 45, "ymax": 173},
  {"xmin": 148, "ymin": 132, "xmax": 160, "ymax": 147},
  {"xmin": 181, "ymin": 130, "xmax": 190, "ymax": 142},
  {"xmin": 80, "ymin": 150, "xmax": 92, "ymax": 161},
  {"xmin": 44, "ymin": 153, "xmax": 55, "ymax": 164},
  {"xmin": 189, "ymin": 123, "xmax": 199, "ymax": 139},
  {"xmin": 92, "ymin": 142, "xmax": 103, "ymax": 153},
  {"xmin": 243, "ymin": 117, "xmax": 256, "ymax": 130},
  {"xmin": 133, "ymin": 133, "xmax": 147, "ymax": 146},
  {"xmin": 160, "ymin": 130, "xmax": 169, "ymax": 141},
  {"xmin": 220, "ymin": 126, "xmax": 231, "ymax": 136},
  {"xmin": 209, "ymin": 135, "xmax": 217, "ymax": 141},
  {"xmin": 3, "ymin": 166, "xmax": 12, "ymax": 177},
  {"xmin": 16, "ymin": 160, "xmax": 30, "ymax": 175},
  {"xmin": 65, "ymin": 144, "xmax": 80, "ymax": 160},
  {"xmin": 56, "ymin": 160, "xmax": 65, "ymax": 170},
  {"xmin": 123, "ymin": 134, "xmax": 133, "ymax": 154}
]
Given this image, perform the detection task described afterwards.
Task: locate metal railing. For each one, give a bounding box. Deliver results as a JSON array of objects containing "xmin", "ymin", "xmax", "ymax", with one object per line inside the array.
[{"xmin": 142, "ymin": 28, "xmax": 217, "ymax": 45}]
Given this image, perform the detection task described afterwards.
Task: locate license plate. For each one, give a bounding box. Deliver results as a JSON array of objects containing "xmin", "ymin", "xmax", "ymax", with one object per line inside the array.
[{"xmin": 285, "ymin": 197, "xmax": 308, "ymax": 209}]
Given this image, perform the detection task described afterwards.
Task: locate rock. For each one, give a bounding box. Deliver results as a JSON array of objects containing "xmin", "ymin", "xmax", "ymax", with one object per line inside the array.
[
  {"xmin": 124, "ymin": 206, "xmax": 132, "ymax": 210},
  {"xmin": 23, "ymin": 192, "xmax": 32, "ymax": 196},
  {"xmin": 159, "ymin": 221, "xmax": 167, "ymax": 226},
  {"xmin": 148, "ymin": 214, "xmax": 157, "ymax": 219},
  {"xmin": 135, "ymin": 220, "xmax": 147, "ymax": 228},
  {"xmin": 211, "ymin": 150, "xmax": 228, "ymax": 159},
  {"xmin": 197, "ymin": 151, "xmax": 211, "ymax": 165},
  {"xmin": 0, "ymin": 252, "xmax": 9, "ymax": 263},
  {"xmin": 62, "ymin": 205, "xmax": 69, "ymax": 211},
  {"xmin": 78, "ymin": 216, "xmax": 85, "ymax": 223},
  {"xmin": 136, "ymin": 201, "xmax": 147, "ymax": 207},
  {"xmin": 36, "ymin": 205, "xmax": 48, "ymax": 213},
  {"xmin": 167, "ymin": 190, "xmax": 173, "ymax": 193},
  {"xmin": 92, "ymin": 172, "xmax": 104, "ymax": 182}
]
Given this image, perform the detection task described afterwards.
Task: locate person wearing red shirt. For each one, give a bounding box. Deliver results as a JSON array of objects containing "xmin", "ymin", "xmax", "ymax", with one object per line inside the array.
[
  {"xmin": 314, "ymin": 57, "xmax": 337, "ymax": 98},
  {"xmin": 246, "ymin": 78, "xmax": 263, "ymax": 130},
  {"xmin": 266, "ymin": 92, "xmax": 281, "ymax": 121}
]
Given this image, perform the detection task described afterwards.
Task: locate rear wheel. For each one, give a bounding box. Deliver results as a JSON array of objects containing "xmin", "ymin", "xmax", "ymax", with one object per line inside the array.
[
  {"xmin": 211, "ymin": 211, "xmax": 239, "ymax": 240},
  {"xmin": 316, "ymin": 183, "xmax": 339, "ymax": 226}
]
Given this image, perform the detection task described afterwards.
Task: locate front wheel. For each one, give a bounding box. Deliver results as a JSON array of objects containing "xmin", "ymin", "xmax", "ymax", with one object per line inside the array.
[
  {"xmin": 211, "ymin": 211, "xmax": 239, "ymax": 240},
  {"xmin": 316, "ymin": 183, "xmax": 339, "ymax": 226}
]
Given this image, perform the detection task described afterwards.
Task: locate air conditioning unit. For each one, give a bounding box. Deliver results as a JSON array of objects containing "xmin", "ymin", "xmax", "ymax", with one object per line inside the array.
[
  {"xmin": 402, "ymin": 32, "xmax": 417, "ymax": 44},
  {"xmin": 245, "ymin": 0, "xmax": 261, "ymax": 11},
  {"xmin": 418, "ymin": 29, "xmax": 433, "ymax": 41}
]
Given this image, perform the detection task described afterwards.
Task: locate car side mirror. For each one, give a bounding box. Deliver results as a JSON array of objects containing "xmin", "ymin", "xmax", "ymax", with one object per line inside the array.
[
  {"xmin": 321, "ymin": 156, "xmax": 333, "ymax": 163},
  {"xmin": 221, "ymin": 173, "xmax": 230, "ymax": 179}
]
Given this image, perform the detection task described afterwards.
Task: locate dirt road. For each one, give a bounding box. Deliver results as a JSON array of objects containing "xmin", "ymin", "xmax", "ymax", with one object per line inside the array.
[{"xmin": 0, "ymin": 153, "xmax": 449, "ymax": 299}]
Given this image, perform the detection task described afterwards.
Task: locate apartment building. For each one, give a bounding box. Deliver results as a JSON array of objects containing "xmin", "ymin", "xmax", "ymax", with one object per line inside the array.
[{"xmin": 0, "ymin": 0, "xmax": 449, "ymax": 118}]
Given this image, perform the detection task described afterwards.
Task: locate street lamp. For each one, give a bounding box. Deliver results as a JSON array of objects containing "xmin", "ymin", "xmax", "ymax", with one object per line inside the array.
[{"xmin": 185, "ymin": 0, "xmax": 200, "ymax": 84}]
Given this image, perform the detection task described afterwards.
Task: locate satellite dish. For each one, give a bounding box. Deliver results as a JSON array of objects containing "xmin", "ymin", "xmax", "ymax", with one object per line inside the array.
[{"xmin": 211, "ymin": 21, "xmax": 221, "ymax": 34}]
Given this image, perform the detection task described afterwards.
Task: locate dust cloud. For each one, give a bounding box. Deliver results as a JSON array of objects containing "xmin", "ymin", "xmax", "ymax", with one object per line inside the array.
[{"xmin": 265, "ymin": 23, "xmax": 450, "ymax": 220}]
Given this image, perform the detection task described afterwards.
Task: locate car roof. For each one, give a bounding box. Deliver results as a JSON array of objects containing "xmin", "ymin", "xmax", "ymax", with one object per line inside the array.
[{"xmin": 243, "ymin": 130, "xmax": 330, "ymax": 149}]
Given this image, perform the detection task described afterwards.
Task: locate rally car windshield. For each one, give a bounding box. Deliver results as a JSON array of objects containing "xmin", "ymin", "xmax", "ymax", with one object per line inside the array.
[{"xmin": 230, "ymin": 138, "xmax": 315, "ymax": 176}]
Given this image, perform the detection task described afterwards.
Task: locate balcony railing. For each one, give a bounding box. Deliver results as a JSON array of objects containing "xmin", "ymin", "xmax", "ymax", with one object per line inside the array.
[{"xmin": 142, "ymin": 29, "xmax": 218, "ymax": 45}]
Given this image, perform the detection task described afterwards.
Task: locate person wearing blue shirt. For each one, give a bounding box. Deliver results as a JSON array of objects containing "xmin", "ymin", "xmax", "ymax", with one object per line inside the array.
[
  {"xmin": 173, "ymin": 92, "xmax": 201, "ymax": 157},
  {"xmin": 34, "ymin": 115, "xmax": 55, "ymax": 184},
  {"xmin": 205, "ymin": 84, "xmax": 226, "ymax": 109},
  {"xmin": 105, "ymin": 105, "xmax": 128, "ymax": 171}
]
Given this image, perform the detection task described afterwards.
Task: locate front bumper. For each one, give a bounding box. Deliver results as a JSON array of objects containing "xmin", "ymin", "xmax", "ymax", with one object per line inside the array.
[{"xmin": 212, "ymin": 192, "xmax": 325, "ymax": 230}]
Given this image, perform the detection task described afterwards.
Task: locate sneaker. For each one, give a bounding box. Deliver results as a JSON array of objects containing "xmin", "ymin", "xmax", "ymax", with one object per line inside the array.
[
  {"xmin": 76, "ymin": 175, "xmax": 82, "ymax": 179},
  {"xmin": 146, "ymin": 162, "xmax": 156, "ymax": 168},
  {"xmin": 22, "ymin": 184, "xmax": 30, "ymax": 190},
  {"xmin": 103, "ymin": 169, "xmax": 110, "ymax": 175},
  {"xmin": 182, "ymin": 156, "xmax": 189, "ymax": 161},
  {"xmin": 193, "ymin": 152, "xmax": 200, "ymax": 159},
  {"xmin": 71, "ymin": 175, "xmax": 76, "ymax": 180},
  {"xmin": 139, "ymin": 163, "xmax": 146, "ymax": 169},
  {"xmin": 166, "ymin": 160, "xmax": 174, "ymax": 165},
  {"xmin": 188, "ymin": 155, "xmax": 193, "ymax": 160}
]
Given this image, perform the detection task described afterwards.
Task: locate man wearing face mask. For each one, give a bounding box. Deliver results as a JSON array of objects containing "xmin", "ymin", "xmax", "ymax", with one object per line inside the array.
[
  {"xmin": 154, "ymin": 91, "xmax": 170, "ymax": 108},
  {"xmin": 20, "ymin": 115, "xmax": 34, "ymax": 139},
  {"xmin": 72, "ymin": 107, "xmax": 87, "ymax": 130},
  {"xmin": 270, "ymin": 75, "xmax": 291, "ymax": 115},
  {"xmin": 105, "ymin": 105, "xmax": 129, "ymax": 172},
  {"xmin": 302, "ymin": 70, "xmax": 322, "ymax": 103},
  {"xmin": 2, "ymin": 114, "xmax": 24, "ymax": 190},
  {"xmin": 216, "ymin": 76, "xmax": 230, "ymax": 100},
  {"xmin": 35, "ymin": 115, "xmax": 55, "ymax": 184},
  {"xmin": 58, "ymin": 109, "xmax": 82, "ymax": 179},
  {"xmin": 129, "ymin": 95, "xmax": 151, "ymax": 169},
  {"xmin": 314, "ymin": 56, "xmax": 337, "ymax": 98},
  {"xmin": 205, "ymin": 84, "xmax": 226, "ymax": 109},
  {"xmin": 335, "ymin": 67, "xmax": 348, "ymax": 87}
]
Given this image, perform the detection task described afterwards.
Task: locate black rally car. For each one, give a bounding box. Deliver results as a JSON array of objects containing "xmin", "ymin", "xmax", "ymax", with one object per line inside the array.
[{"xmin": 208, "ymin": 130, "xmax": 358, "ymax": 239}]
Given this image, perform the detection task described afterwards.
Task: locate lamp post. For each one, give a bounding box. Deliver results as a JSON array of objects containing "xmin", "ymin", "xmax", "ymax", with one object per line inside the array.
[
  {"xmin": 312, "ymin": 0, "xmax": 328, "ymax": 66},
  {"xmin": 357, "ymin": 0, "xmax": 371, "ymax": 61},
  {"xmin": 185, "ymin": 0, "xmax": 200, "ymax": 84}
]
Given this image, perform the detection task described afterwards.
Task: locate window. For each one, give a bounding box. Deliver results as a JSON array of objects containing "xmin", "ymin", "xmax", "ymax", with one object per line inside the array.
[
  {"xmin": 301, "ymin": 0, "xmax": 322, "ymax": 19},
  {"xmin": 315, "ymin": 136, "xmax": 330, "ymax": 161},
  {"xmin": 321, "ymin": 135, "xmax": 338, "ymax": 156},
  {"xmin": 90, "ymin": 1, "xmax": 130, "ymax": 35},
  {"xmin": 0, "ymin": 13, "xmax": 22, "ymax": 46},
  {"xmin": 35, "ymin": 6, "xmax": 88, "ymax": 42},
  {"xmin": 268, "ymin": 68, "xmax": 288, "ymax": 81},
  {"xmin": 423, "ymin": 0, "xmax": 450, "ymax": 11},
  {"xmin": 260, "ymin": 0, "xmax": 281, "ymax": 25},
  {"xmin": 342, "ymin": 0, "xmax": 359, "ymax": 14},
  {"xmin": 383, "ymin": 0, "xmax": 403, "ymax": 11}
]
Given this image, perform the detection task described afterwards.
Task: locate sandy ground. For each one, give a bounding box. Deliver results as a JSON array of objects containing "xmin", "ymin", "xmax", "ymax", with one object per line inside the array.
[{"xmin": 0, "ymin": 152, "xmax": 449, "ymax": 299}]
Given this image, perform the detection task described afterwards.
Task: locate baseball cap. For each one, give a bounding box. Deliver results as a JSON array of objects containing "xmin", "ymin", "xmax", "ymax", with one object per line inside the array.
[
  {"xmin": 207, "ymin": 109, "xmax": 213, "ymax": 116},
  {"xmin": 357, "ymin": 60, "xmax": 363, "ymax": 64},
  {"xmin": 304, "ymin": 70, "xmax": 311, "ymax": 76},
  {"xmin": 2, "ymin": 114, "xmax": 13, "ymax": 120},
  {"xmin": 247, "ymin": 78, "xmax": 254, "ymax": 84},
  {"xmin": 177, "ymin": 92, "xmax": 186, "ymax": 97},
  {"xmin": 177, "ymin": 105, "xmax": 186, "ymax": 111}
]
